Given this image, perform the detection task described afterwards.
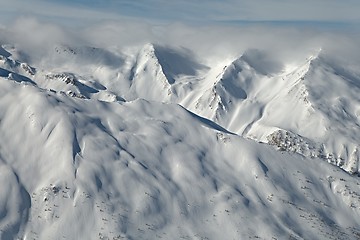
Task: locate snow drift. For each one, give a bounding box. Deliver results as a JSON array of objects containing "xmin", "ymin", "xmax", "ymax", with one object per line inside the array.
[{"xmin": 0, "ymin": 37, "xmax": 360, "ymax": 239}]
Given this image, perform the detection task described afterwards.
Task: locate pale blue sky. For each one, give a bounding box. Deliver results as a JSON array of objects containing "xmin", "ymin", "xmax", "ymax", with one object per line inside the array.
[{"xmin": 0, "ymin": 0, "xmax": 359, "ymax": 26}]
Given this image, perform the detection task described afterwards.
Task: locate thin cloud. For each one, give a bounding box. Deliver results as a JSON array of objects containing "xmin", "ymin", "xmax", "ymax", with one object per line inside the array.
[
  {"xmin": 1, "ymin": 17, "xmax": 359, "ymax": 71},
  {"xmin": 0, "ymin": 0, "xmax": 128, "ymax": 25},
  {"xmin": 0, "ymin": 0, "xmax": 359, "ymax": 25},
  {"xmin": 221, "ymin": 0, "xmax": 360, "ymax": 22}
]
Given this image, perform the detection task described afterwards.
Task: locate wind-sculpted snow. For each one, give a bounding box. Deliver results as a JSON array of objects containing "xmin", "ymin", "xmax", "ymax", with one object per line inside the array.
[
  {"xmin": 188, "ymin": 50, "xmax": 360, "ymax": 174},
  {"xmin": 2, "ymin": 43, "xmax": 360, "ymax": 174},
  {"xmin": 0, "ymin": 75, "xmax": 360, "ymax": 240},
  {"xmin": 124, "ymin": 43, "xmax": 174, "ymax": 102},
  {"xmin": 1, "ymin": 42, "xmax": 360, "ymax": 239}
]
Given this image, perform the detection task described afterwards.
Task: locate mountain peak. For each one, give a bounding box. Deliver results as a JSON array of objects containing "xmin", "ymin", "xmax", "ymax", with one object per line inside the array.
[
  {"xmin": 1, "ymin": 39, "xmax": 360, "ymax": 239},
  {"xmin": 139, "ymin": 43, "xmax": 156, "ymax": 56}
]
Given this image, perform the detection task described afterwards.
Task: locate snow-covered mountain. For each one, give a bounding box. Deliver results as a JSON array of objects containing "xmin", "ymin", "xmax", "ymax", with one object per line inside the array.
[{"xmin": 1, "ymin": 42, "xmax": 360, "ymax": 239}]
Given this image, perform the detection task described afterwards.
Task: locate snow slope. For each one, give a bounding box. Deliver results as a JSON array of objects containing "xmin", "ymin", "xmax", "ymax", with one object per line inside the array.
[
  {"xmin": 0, "ymin": 42, "xmax": 360, "ymax": 239},
  {"xmin": 189, "ymin": 50, "xmax": 360, "ymax": 174}
]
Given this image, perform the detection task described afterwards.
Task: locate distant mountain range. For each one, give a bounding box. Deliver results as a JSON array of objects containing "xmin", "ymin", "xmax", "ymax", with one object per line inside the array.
[{"xmin": 0, "ymin": 42, "xmax": 360, "ymax": 239}]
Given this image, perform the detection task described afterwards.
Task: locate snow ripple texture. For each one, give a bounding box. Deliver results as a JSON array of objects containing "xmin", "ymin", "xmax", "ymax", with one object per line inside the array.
[{"xmin": 0, "ymin": 44, "xmax": 359, "ymax": 239}]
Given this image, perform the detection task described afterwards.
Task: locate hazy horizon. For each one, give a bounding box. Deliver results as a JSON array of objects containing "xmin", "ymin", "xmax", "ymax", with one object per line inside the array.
[{"xmin": 1, "ymin": 0, "xmax": 359, "ymax": 27}]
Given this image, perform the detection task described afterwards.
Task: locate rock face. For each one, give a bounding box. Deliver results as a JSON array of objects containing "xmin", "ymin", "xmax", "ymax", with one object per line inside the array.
[{"xmin": 0, "ymin": 42, "xmax": 360, "ymax": 239}]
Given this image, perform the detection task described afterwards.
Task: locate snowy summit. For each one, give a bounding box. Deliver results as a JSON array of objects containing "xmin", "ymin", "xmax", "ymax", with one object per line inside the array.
[{"xmin": 0, "ymin": 1, "xmax": 360, "ymax": 239}]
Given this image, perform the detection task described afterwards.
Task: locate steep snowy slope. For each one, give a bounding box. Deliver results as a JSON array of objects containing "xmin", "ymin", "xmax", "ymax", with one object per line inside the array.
[
  {"xmin": 124, "ymin": 43, "xmax": 173, "ymax": 101},
  {"xmin": 103, "ymin": 43, "xmax": 208, "ymax": 102},
  {"xmin": 187, "ymin": 49, "xmax": 360, "ymax": 174},
  {"xmin": 22, "ymin": 43, "xmax": 207, "ymax": 103},
  {"xmin": 190, "ymin": 49, "xmax": 317, "ymax": 136},
  {"xmin": 2, "ymin": 42, "xmax": 360, "ymax": 175},
  {"xmin": 1, "ymin": 76, "xmax": 360, "ymax": 240},
  {"xmin": 1, "ymin": 41, "xmax": 360, "ymax": 239}
]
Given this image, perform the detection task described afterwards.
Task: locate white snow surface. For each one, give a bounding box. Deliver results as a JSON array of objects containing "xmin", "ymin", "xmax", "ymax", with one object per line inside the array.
[{"xmin": 0, "ymin": 42, "xmax": 360, "ymax": 239}]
